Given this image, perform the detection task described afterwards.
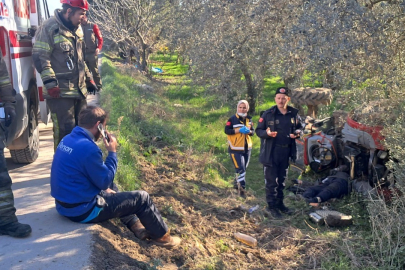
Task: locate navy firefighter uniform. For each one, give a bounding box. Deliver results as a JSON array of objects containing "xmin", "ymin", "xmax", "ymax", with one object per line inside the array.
[
  {"xmin": 256, "ymin": 87, "xmax": 302, "ymax": 218},
  {"xmin": 225, "ymin": 100, "xmax": 254, "ymax": 192}
]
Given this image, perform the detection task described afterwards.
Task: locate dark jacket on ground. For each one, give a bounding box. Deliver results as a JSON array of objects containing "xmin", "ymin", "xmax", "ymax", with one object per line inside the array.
[
  {"xmin": 255, "ymin": 105, "xmax": 301, "ymax": 166},
  {"xmin": 303, "ymin": 172, "xmax": 350, "ymax": 202}
]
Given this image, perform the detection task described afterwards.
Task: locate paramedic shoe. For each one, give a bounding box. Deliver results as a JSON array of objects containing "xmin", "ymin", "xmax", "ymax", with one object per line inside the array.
[
  {"xmin": 266, "ymin": 207, "xmax": 282, "ymax": 219},
  {"xmin": 150, "ymin": 230, "xmax": 181, "ymax": 249},
  {"xmin": 0, "ymin": 222, "xmax": 32, "ymax": 238},
  {"xmin": 235, "ymin": 181, "xmax": 246, "ymax": 197},
  {"xmin": 130, "ymin": 220, "xmax": 149, "ymax": 240}
]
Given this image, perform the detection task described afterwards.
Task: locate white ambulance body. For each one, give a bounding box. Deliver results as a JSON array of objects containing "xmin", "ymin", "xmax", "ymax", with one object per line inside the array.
[{"xmin": 0, "ymin": 0, "xmax": 50, "ymax": 163}]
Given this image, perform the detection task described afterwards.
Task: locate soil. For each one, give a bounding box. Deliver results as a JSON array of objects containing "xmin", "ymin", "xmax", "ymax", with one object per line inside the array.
[{"xmin": 89, "ymin": 146, "xmax": 331, "ymax": 270}]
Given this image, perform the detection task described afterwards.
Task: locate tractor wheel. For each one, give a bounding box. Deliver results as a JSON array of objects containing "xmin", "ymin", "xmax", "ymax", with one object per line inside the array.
[{"xmin": 291, "ymin": 87, "xmax": 333, "ymax": 106}]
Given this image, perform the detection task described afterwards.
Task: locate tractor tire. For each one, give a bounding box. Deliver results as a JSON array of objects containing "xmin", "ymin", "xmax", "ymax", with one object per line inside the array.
[
  {"xmin": 10, "ymin": 105, "xmax": 39, "ymax": 164},
  {"xmin": 291, "ymin": 87, "xmax": 333, "ymax": 106}
]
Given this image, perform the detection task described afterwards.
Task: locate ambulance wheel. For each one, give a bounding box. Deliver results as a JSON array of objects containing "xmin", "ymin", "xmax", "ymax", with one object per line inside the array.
[{"xmin": 10, "ymin": 105, "xmax": 39, "ymax": 163}]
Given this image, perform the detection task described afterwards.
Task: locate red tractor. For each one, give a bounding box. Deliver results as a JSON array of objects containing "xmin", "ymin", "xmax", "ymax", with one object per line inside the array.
[{"xmin": 294, "ymin": 112, "xmax": 390, "ymax": 187}]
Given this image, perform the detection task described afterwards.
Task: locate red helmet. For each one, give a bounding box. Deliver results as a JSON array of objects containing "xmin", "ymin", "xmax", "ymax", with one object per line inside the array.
[{"xmin": 60, "ymin": 0, "xmax": 89, "ymax": 11}]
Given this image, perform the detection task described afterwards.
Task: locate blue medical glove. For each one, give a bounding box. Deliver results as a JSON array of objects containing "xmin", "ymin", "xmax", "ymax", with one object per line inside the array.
[{"xmin": 239, "ymin": 126, "xmax": 250, "ymax": 134}]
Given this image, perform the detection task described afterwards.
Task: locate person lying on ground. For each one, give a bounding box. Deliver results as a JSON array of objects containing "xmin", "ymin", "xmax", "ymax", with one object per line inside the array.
[
  {"xmin": 302, "ymin": 171, "xmax": 350, "ymax": 207},
  {"xmin": 50, "ymin": 105, "xmax": 181, "ymax": 248}
]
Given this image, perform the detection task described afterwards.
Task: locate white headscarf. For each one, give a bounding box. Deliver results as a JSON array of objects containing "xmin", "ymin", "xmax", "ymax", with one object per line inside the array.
[{"xmin": 237, "ymin": 100, "xmax": 249, "ymax": 117}]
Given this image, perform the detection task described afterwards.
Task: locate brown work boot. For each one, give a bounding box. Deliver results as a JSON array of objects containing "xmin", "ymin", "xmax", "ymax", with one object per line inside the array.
[
  {"xmin": 150, "ymin": 229, "xmax": 181, "ymax": 249},
  {"xmin": 130, "ymin": 220, "xmax": 149, "ymax": 240}
]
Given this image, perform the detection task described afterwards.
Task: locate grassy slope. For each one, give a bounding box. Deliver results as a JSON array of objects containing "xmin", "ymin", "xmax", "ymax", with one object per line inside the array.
[{"xmin": 98, "ymin": 54, "xmax": 376, "ymax": 270}]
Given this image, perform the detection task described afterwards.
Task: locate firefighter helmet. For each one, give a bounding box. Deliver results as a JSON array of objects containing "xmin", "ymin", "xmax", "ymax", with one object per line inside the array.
[{"xmin": 60, "ymin": 0, "xmax": 89, "ymax": 11}]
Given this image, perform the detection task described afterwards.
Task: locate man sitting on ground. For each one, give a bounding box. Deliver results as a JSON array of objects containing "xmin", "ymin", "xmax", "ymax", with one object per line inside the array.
[{"xmin": 50, "ymin": 105, "xmax": 181, "ymax": 248}]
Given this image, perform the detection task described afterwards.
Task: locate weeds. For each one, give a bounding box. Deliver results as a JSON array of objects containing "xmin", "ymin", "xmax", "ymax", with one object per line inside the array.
[{"xmin": 95, "ymin": 54, "xmax": 404, "ymax": 269}]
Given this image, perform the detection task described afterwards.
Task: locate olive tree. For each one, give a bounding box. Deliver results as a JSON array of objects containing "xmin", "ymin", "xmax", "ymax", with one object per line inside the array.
[{"xmin": 90, "ymin": 0, "xmax": 170, "ymax": 71}]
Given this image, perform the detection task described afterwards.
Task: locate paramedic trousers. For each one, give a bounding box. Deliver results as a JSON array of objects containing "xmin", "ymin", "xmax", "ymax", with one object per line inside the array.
[
  {"xmin": 47, "ymin": 98, "xmax": 87, "ymax": 150},
  {"xmin": 228, "ymin": 148, "xmax": 251, "ymax": 188}
]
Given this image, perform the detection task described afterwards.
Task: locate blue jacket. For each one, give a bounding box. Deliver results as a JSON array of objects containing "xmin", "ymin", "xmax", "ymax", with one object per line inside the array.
[{"xmin": 50, "ymin": 126, "xmax": 118, "ymax": 217}]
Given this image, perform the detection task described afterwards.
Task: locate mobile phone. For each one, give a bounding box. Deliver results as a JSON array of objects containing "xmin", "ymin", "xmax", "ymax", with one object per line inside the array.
[{"xmin": 98, "ymin": 123, "xmax": 110, "ymax": 142}]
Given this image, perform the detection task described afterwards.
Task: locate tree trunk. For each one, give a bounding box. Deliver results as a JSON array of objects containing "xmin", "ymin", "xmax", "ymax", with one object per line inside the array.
[
  {"xmin": 240, "ymin": 63, "xmax": 256, "ymax": 115},
  {"xmin": 140, "ymin": 44, "xmax": 148, "ymax": 72}
]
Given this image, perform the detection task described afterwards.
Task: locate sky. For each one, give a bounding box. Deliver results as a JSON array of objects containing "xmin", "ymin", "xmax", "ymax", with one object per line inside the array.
[{"xmin": 47, "ymin": 1, "xmax": 60, "ymax": 14}]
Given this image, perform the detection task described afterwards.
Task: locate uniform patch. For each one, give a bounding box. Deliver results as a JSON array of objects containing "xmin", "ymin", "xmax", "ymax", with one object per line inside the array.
[
  {"xmin": 259, "ymin": 118, "xmax": 264, "ymax": 123},
  {"xmin": 275, "ymin": 120, "xmax": 279, "ymax": 124},
  {"xmin": 291, "ymin": 118, "xmax": 294, "ymax": 124},
  {"xmin": 269, "ymin": 121, "xmax": 274, "ymax": 126},
  {"xmin": 226, "ymin": 121, "xmax": 231, "ymax": 126}
]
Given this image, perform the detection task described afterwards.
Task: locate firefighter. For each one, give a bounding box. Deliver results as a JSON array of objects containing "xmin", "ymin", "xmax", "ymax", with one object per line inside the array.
[
  {"xmin": 0, "ymin": 47, "xmax": 32, "ymax": 238},
  {"xmin": 81, "ymin": 13, "xmax": 103, "ymax": 91},
  {"xmin": 33, "ymin": 0, "xmax": 98, "ymax": 150},
  {"xmin": 256, "ymin": 87, "xmax": 303, "ymax": 219}
]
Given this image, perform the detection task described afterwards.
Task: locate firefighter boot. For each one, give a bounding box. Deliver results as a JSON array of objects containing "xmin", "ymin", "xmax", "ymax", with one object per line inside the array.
[
  {"xmin": 0, "ymin": 222, "xmax": 32, "ymax": 238},
  {"xmin": 130, "ymin": 220, "xmax": 149, "ymax": 240},
  {"xmin": 266, "ymin": 205, "xmax": 282, "ymax": 219},
  {"xmin": 150, "ymin": 229, "xmax": 182, "ymax": 249},
  {"xmin": 277, "ymin": 199, "xmax": 294, "ymax": 215}
]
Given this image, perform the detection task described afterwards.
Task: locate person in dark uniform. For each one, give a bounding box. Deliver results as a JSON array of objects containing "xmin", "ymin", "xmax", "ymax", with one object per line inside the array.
[
  {"xmin": 256, "ymin": 87, "xmax": 303, "ymax": 218},
  {"xmin": 224, "ymin": 100, "xmax": 254, "ymax": 196},
  {"xmin": 0, "ymin": 47, "xmax": 32, "ymax": 238}
]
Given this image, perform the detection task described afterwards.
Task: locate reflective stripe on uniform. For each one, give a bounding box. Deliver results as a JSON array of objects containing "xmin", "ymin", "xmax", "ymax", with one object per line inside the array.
[
  {"xmin": 33, "ymin": 41, "xmax": 51, "ymax": 51},
  {"xmin": 53, "ymin": 35, "xmax": 71, "ymax": 44},
  {"xmin": 231, "ymin": 154, "xmax": 239, "ymax": 169},
  {"xmin": 227, "ymin": 140, "xmax": 244, "ymax": 151},
  {"xmin": 41, "ymin": 68, "xmax": 55, "ymax": 79},
  {"xmin": 0, "ymin": 76, "xmax": 11, "ymax": 88}
]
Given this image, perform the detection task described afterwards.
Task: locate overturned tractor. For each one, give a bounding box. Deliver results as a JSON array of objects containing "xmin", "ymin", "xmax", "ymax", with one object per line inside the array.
[{"xmin": 294, "ymin": 111, "xmax": 390, "ymax": 188}]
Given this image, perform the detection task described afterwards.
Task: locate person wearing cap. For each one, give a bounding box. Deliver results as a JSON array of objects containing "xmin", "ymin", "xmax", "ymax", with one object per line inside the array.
[
  {"xmin": 255, "ymin": 87, "xmax": 303, "ymax": 218},
  {"xmin": 224, "ymin": 100, "xmax": 255, "ymax": 197},
  {"xmin": 32, "ymin": 0, "xmax": 98, "ymax": 150}
]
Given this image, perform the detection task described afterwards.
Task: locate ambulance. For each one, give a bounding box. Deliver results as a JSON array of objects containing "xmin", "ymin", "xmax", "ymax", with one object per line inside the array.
[{"xmin": 0, "ymin": 0, "xmax": 50, "ymax": 163}]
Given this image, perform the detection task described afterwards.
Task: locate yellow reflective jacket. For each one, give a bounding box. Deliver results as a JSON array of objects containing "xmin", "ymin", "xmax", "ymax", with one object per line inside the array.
[{"xmin": 225, "ymin": 114, "xmax": 254, "ymax": 151}]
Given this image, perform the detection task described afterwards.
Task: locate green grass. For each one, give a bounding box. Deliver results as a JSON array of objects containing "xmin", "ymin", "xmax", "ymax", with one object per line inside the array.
[{"xmin": 98, "ymin": 54, "xmax": 392, "ymax": 268}]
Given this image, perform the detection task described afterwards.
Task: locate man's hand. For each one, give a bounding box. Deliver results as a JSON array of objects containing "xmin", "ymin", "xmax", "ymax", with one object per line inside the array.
[
  {"xmin": 95, "ymin": 48, "xmax": 100, "ymax": 55},
  {"xmin": 266, "ymin": 127, "xmax": 277, "ymax": 137},
  {"xmin": 86, "ymin": 80, "xmax": 98, "ymax": 95},
  {"xmin": 47, "ymin": 86, "xmax": 61, "ymax": 98},
  {"xmin": 105, "ymin": 188, "xmax": 116, "ymax": 194},
  {"xmin": 104, "ymin": 131, "xmax": 117, "ymax": 152},
  {"xmin": 4, "ymin": 103, "xmax": 16, "ymax": 127}
]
